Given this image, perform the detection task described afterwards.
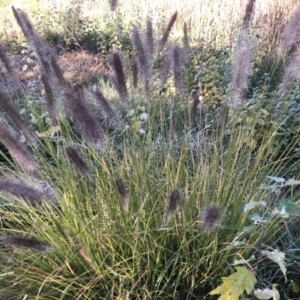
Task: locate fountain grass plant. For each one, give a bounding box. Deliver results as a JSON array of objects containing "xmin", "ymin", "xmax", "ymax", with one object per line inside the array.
[{"xmin": 0, "ymin": 3, "xmax": 300, "ymax": 300}]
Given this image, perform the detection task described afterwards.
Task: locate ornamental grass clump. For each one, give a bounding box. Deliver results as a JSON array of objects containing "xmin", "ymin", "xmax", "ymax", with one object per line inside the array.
[{"xmin": 0, "ymin": 3, "xmax": 299, "ymax": 299}]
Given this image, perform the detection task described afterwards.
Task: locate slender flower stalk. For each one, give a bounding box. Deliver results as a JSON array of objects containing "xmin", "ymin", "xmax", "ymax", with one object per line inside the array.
[
  {"xmin": 65, "ymin": 146, "xmax": 91, "ymax": 178},
  {"xmin": 166, "ymin": 189, "xmax": 181, "ymax": 220},
  {"xmin": 0, "ymin": 177, "xmax": 49, "ymax": 204},
  {"xmin": 116, "ymin": 178, "xmax": 129, "ymax": 210},
  {"xmin": 0, "ymin": 119, "xmax": 37, "ymax": 176},
  {"xmin": 3, "ymin": 235, "xmax": 52, "ymax": 251},
  {"xmin": 158, "ymin": 11, "xmax": 178, "ymax": 52},
  {"xmin": 65, "ymin": 88, "xmax": 104, "ymax": 147},
  {"xmin": 112, "ymin": 51, "xmax": 129, "ymax": 104}
]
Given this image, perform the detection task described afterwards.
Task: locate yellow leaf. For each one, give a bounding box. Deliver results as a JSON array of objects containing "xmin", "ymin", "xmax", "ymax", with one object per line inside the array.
[
  {"xmin": 210, "ymin": 267, "xmax": 256, "ymax": 299},
  {"xmin": 291, "ymin": 280, "xmax": 300, "ymax": 293}
]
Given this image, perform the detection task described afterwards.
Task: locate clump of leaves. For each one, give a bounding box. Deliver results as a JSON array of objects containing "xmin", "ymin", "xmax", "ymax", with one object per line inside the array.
[{"xmin": 189, "ymin": 47, "xmax": 231, "ymax": 108}]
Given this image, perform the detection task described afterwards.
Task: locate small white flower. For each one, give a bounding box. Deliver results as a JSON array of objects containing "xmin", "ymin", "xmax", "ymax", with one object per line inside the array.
[
  {"xmin": 139, "ymin": 129, "xmax": 145, "ymax": 135},
  {"xmin": 127, "ymin": 109, "xmax": 135, "ymax": 117},
  {"xmin": 139, "ymin": 112, "xmax": 148, "ymax": 121},
  {"xmin": 124, "ymin": 124, "xmax": 130, "ymax": 130}
]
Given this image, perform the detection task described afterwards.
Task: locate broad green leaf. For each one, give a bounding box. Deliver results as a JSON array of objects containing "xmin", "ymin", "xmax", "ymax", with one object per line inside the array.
[
  {"xmin": 261, "ymin": 250, "xmax": 286, "ymax": 281},
  {"xmin": 276, "ymin": 200, "xmax": 300, "ymax": 217},
  {"xmin": 210, "ymin": 266, "xmax": 257, "ymax": 299}
]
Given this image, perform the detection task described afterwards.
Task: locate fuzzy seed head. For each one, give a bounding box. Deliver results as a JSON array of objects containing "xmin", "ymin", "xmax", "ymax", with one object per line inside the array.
[
  {"xmin": 132, "ymin": 56, "xmax": 139, "ymax": 88},
  {"xmin": 0, "ymin": 89, "xmax": 36, "ymax": 142},
  {"xmin": 202, "ymin": 205, "xmax": 222, "ymax": 231},
  {"xmin": 112, "ymin": 50, "xmax": 129, "ymax": 104},
  {"xmin": 190, "ymin": 93, "xmax": 201, "ymax": 127},
  {"xmin": 183, "ymin": 22, "xmax": 190, "ymax": 61},
  {"xmin": 65, "ymin": 88, "xmax": 104, "ymax": 147},
  {"xmin": 66, "ymin": 146, "xmax": 90, "ymax": 178},
  {"xmin": 132, "ymin": 27, "xmax": 150, "ymax": 84},
  {"xmin": 167, "ymin": 189, "xmax": 181, "ymax": 219},
  {"xmin": 109, "ymin": 0, "xmax": 118, "ymax": 11},
  {"xmin": 282, "ymin": 4, "xmax": 300, "ymax": 53},
  {"xmin": 229, "ymin": 34, "xmax": 252, "ymax": 107},
  {"xmin": 159, "ymin": 11, "xmax": 178, "ymax": 52},
  {"xmin": 0, "ymin": 177, "xmax": 51, "ymax": 205},
  {"xmin": 0, "ymin": 119, "xmax": 38, "ymax": 176},
  {"xmin": 92, "ymin": 87, "xmax": 123, "ymax": 128},
  {"xmin": 159, "ymin": 45, "xmax": 173, "ymax": 91},
  {"xmin": 146, "ymin": 17, "xmax": 154, "ymax": 57},
  {"xmin": 173, "ymin": 44, "xmax": 184, "ymax": 95},
  {"xmin": 3, "ymin": 235, "xmax": 52, "ymax": 251},
  {"xmin": 242, "ymin": 0, "xmax": 256, "ymax": 30},
  {"xmin": 116, "ymin": 178, "xmax": 129, "ymax": 210}
]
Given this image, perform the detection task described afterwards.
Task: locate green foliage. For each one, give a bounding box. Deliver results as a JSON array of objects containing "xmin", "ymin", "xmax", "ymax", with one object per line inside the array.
[{"xmin": 189, "ymin": 47, "xmax": 231, "ymax": 107}]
